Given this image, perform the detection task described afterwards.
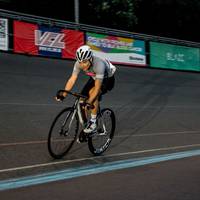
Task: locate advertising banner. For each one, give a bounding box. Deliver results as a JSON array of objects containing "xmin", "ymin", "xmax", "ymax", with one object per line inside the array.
[
  {"xmin": 150, "ymin": 42, "xmax": 200, "ymax": 71},
  {"xmin": 0, "ymin": 18, "xmax": 8, "ymax": 51},
  {"xmin": 86, "ymin": 32, "xmax": 146, "ymax": 66},
  {"xmin": 14, "ymin": 21, "xmax": 84, "ymax": 59}
]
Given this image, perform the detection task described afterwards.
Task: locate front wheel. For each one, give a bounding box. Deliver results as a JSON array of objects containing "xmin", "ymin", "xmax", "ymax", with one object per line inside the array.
[
  {"xmin": 88, "ymin": 108, "xmax": 115, "ymax": 156},
  {"xmin": 48, "ymin": 107, "xmax": 79, "ymax": 159}
]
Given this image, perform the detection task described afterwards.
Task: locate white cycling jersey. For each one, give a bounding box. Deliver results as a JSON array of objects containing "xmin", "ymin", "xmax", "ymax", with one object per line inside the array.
[{"xmin": 72, "ymin": 56, "xmax": 116, "ymax": 80}]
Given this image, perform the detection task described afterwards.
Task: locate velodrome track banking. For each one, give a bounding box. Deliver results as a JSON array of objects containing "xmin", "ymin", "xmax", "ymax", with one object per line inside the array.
[{"xmin": 0, "ymin": 52, "xmax": 200, "ymax": 198}]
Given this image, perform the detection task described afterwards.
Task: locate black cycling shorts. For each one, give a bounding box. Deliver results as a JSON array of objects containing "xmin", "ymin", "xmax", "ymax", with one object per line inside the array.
[{"xmin": 81, "ymin": 76, "xmax": 115, "ymax": 101}]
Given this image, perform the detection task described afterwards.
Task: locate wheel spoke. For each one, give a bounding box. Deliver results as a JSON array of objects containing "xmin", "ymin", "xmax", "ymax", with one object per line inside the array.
[
  {"xmin": 88, "ymin": 108, "xmax": 115, "ymax": 155},
  {"xmin": 48, "ymin": 108, "xmax": 78, "ymax": 159}
]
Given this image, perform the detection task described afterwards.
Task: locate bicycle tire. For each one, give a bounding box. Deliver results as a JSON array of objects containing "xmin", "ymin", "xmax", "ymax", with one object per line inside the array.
[
  {"xmin": 88, "ymin": 108, "xmax": 115, "ymax": 156},
  {"xmin": 48, "ymin": 107, "xmax": 79, "ymax": 159}
]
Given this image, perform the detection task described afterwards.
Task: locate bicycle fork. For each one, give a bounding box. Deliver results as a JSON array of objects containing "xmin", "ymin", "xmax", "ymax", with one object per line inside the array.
[
  {"xmin": 59, "ymin": 109, "xmax": 76, "ymax": 136},
  {"xmin": 65, "ymin": 99, "xmax": 84, "ymax": 135}
]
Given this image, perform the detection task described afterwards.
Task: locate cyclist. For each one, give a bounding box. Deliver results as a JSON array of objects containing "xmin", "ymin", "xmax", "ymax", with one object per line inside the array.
[{"xmin": 56, "ymin": 45, "xmax": 116, "ymax": 134}]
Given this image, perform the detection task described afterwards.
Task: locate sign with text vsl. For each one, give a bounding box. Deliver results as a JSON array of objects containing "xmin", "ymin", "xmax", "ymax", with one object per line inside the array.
[
  {"xmin": 14, "ymin": 21, "xmax": 84, "ymax": 59},
  {"xmin": 34, "ymin": 26, "xmax": 65, "ymax": 57}
]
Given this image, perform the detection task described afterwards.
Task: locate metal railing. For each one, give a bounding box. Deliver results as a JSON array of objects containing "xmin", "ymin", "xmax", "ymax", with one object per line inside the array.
[{"xmin": 0, "ymin": 8, "xmax": 200, "ymax": 48}]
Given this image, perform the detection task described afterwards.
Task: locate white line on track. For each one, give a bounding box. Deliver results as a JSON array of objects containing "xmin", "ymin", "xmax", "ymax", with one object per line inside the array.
[
  {"xmin": 0, "ymin": 130, "xmax": 199, "ymax": 147},
  {"xmin": 1, "ymin": 102, "xmax": 200, "ymax": 109},
  {"xmin": 0, "ymin": 102, "xmax": 64, "ymax": 107},
  {"xmin": 0, "ymin": 140, "xmax": 46, "ymax": 147},
  {"xmin": 0, "ymin": 143, "xmax": 200, "ymax": 173}
]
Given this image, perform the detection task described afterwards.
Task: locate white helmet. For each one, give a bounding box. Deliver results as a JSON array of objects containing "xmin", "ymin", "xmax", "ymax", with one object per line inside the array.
[{"xmin": 76, "ymin": 45, "xmax": 93, "ymax": 62}]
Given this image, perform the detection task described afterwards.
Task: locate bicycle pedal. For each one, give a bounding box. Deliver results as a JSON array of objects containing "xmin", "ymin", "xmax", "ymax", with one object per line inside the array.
[
  {"xmin": 77, "ymin": 131, "xmax": 88, "ymax": 143},
  {"xmin": 77, "ymin": 137, "xmax": 88, "ymax": 143},
  {"xmin": 76, "ymin": 138, "xmax": 86, "ymax": 143}
]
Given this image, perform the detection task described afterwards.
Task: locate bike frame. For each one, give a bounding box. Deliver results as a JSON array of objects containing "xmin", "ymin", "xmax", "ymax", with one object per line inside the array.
[
  {"xmin": 71, "ymin": 98, "xmax": 107, "ymax": 135},
  {"xmin": 58, "ymin": 90, "xmax": 107, "ymax": 135},
  {"xmin": 76, "ymin": 98, "xmax": 85, "ymax": 127}
]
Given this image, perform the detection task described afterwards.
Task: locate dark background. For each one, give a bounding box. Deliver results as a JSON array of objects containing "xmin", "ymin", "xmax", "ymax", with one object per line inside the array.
[{"xmin": 0, "ymin": 0, "xmax": 200, "ymax": 42}]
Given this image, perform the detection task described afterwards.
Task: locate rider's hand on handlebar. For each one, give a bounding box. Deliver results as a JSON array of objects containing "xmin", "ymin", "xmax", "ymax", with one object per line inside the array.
[
  {"xmin": 55, "ymin": 95, "xmax": 64, "ymax": 102},
  {"xmin": 55, "ymin": 91, "xmax": 67, "ymax": 102}
]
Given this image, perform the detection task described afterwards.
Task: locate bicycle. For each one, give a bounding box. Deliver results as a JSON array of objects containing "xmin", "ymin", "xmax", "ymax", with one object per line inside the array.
[{"xmin": 47, "ymin": 90, "xmax": 116, "ymax": 159}]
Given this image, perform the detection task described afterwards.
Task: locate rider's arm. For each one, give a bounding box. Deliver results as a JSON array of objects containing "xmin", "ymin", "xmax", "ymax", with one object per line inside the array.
[
  {"xmin": 64, "ymin": 73, "xmax": 78, "ymax": 96},
  {"xmin": 87, "ymin": 79, "xmax": 102, "ymax": 104},
  {"xmin": 63, "ymin": 62, "xmax": 80, "ymax": 97},
  {"xmin": 55, "ymin": 73, "xmax": 78, "ymax": 101}
]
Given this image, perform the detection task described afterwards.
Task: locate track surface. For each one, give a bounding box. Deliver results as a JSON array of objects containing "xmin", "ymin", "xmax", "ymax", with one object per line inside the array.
[{"xmin": 0, "ymin": 52, "xmax": 200, "ymax": 199}]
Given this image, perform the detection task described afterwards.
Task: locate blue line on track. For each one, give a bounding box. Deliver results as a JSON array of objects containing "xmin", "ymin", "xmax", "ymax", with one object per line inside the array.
[{"xmin": 1, "ymin": 149, "xmax": 200, "ymax": 191}]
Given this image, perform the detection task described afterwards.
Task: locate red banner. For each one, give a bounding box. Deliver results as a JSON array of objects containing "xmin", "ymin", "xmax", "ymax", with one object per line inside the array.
[
  {"xmin": 13, "ymin": 20, "xmax": 84, "ymax": 59},
  {"xmin": 14, "ymin": 21, "xmax": 38, "ymax": 55}
]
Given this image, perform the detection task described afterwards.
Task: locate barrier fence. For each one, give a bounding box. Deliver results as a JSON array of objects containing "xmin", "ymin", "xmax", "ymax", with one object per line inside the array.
[{"xmin": 0, "ymin": 9, "xmax": 200, "ymax": 71}]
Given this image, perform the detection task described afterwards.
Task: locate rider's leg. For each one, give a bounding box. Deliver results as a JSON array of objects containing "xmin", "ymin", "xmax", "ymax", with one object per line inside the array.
[
  {"xmin": 91, "ymin": 98, "xmax": 99, "ymax": 115},
  {"xmin": 88, "ymin": 86, "xmax": 100, "ymax": 117},
  {"xmin": 90, "ymin": 98, "xmax": 99, "ymax": 125},
  {"xmin": 84, "ymin": 87, "xmax": 99, "ymax": 133},
  {"xmin": 83, "ymin": 76, "xmax": 115, "ymax": 134}
]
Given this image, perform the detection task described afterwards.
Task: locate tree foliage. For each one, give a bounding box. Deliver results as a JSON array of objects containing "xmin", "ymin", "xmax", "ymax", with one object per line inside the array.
[
  {"xmin": 80, "ymin": 0, "xmax": 200, "ymax": 42},
  {"xmin": 80, "ymin": 0, "xmax": 139, "ymax": 30},
  {"xmin": 135, "ymin": 0, "xmax": 200, "ymax": 41}
]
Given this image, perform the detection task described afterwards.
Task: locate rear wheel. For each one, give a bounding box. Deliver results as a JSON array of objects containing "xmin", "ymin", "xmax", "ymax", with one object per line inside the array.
[
  {"xmin": 48, "ymin": 108, "xmax": 79, "ymax": 159},
  {"xmin": 88, "ymin": 108, "xmax": 115, "ymax": 156}
]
